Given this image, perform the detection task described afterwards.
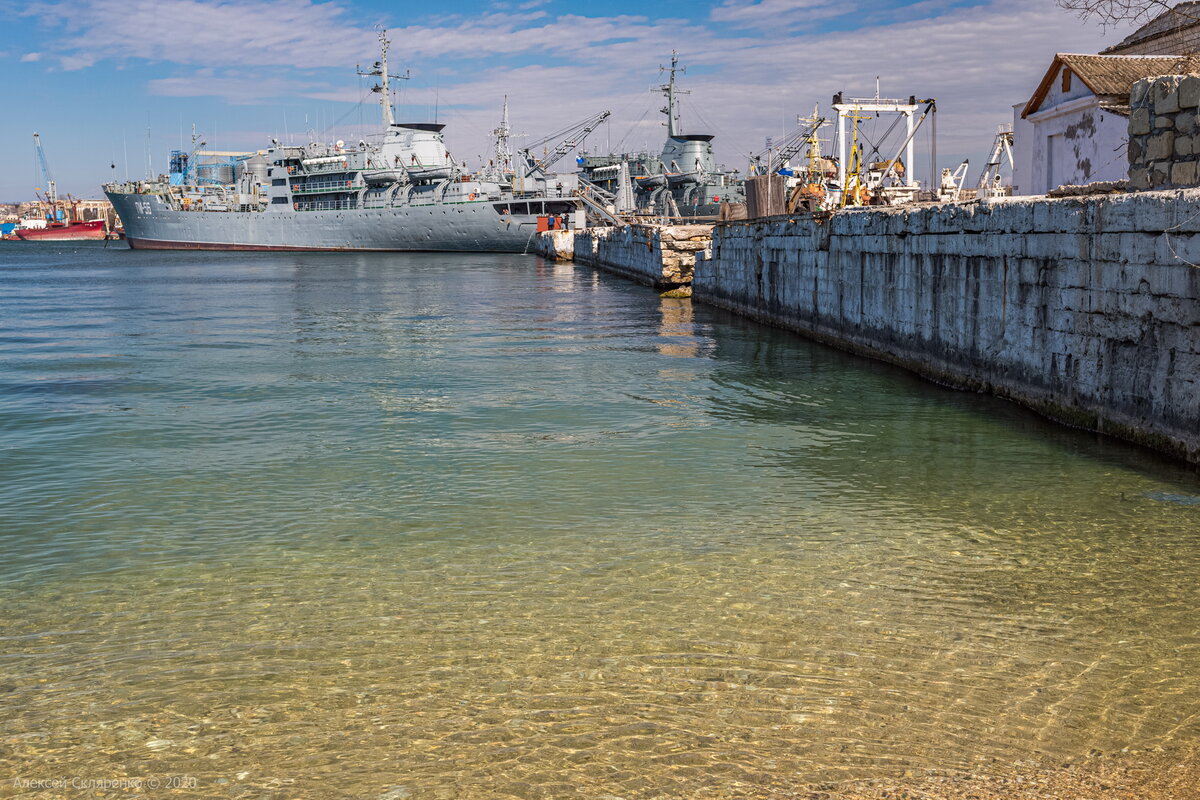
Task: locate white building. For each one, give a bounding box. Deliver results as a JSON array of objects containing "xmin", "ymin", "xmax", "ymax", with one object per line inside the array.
[{"xmin": 1013, "ymin": 53, "xmax": 1199, "ymax": 194}]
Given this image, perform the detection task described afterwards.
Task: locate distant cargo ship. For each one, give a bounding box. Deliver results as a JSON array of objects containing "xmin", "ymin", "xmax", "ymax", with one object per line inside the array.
[
  {"xmin": 13, "ymin": 133, "xmax": 112, "ymax": 242},
  {"xmin": 13, "ymin": 219, "xmax": 107, "ymax": 241},
  {"xmin": 105, "ymin": 32, "xmax": 595, "ymax": 253}
]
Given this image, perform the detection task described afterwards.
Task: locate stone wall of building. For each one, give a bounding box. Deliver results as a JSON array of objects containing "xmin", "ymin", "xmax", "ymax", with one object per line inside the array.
[
  {"xmin": 694, "ymin": 193, "xmax": 1200, "ymax": 464},
  {"xmin": 1128, "ymin": 74, "xmax": 1200, "ymax": 189},
  {"xmin": 1106, "ymin": 24, "xmax": 1200, "ymax": 57}
]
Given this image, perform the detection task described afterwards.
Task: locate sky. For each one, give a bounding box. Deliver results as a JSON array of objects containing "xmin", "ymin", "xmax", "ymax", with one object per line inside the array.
[{"xmin": 0, "ymin": 0, "xmax": 1135, "ymax": 201}]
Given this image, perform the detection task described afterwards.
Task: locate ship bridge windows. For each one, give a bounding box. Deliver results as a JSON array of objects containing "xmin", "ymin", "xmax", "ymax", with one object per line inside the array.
[
  {"xmin": 272, "ymin": 178, "xmax": 286, "ymax": 186},
  {"xmin": 270, "ymin": 196, "xmax": 289, "ymax": 204}
]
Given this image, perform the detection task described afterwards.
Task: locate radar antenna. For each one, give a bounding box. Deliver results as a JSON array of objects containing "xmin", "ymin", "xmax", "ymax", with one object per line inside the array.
[
  {"xmin": 657, "ymin": 51, "xmax": 689, "ymax": 138},
  {"xmin": 357, "ymin": 29, "xmax": 409, "ymax": 128},
  {"xmin": 493, "ymin": 96, "xmax": 514, "ymax": 174}
]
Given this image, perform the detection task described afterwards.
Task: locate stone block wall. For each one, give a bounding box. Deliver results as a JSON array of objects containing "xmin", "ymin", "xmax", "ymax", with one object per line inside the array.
[
  {"xmin": 694, "ymin": 192, "xmax": 1200, "ymax": 464},
  {"xmin": 1106, "ymin": 25, "xmax": 1200, "ymax": 57},
  {"xmin": 572, "ymin": 224, "xmax": 713, "ymax": 289},
  {"xmin": 1128, "ymin": 74, "xmax": 1200, "ymax": 189}
]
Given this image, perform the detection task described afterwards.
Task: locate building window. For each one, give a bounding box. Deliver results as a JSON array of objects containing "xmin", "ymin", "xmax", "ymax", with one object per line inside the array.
[{"xmin": 1062, "ymin": 68, "xmax": 1072, "ymax": 92}]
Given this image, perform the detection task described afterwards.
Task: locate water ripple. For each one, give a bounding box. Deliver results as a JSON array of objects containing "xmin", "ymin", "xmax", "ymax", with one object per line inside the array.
[{"xmin": 1, "ymin": 247, "xmax": 1199, "ymax": 798}]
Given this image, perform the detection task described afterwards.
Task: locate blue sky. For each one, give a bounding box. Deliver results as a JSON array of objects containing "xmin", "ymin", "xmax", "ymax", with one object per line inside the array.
[{"xmin": 0, "ymin": 0, "xmax": 1131, "ymax": 201}]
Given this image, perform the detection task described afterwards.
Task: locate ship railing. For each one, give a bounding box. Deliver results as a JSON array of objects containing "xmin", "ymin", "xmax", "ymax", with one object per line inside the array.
[
  {"xmin": 105, "ymin": 181, "xmax": 170, "ymax": 195},
  {"xmin": 292, "ymin": 180, "xmax": 360, "ymax": 194},
  {"xmin": 295, "ymin": 199, "xmax": 358, "ymax": 211},
  {"xmin": 300, "ymin": 161, "xmax": 354, "ymax": 175}
]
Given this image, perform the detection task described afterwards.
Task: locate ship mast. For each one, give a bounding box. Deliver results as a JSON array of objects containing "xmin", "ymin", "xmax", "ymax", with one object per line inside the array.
[
  {"xmin": 358, "ymin": 29, "xmax": 408, "ymax": 129},
  {"xmin": 658, "ymin": 51, "xmax": 689, "ymax": 138},
  {"xmin": 800, "ymin": 104, "xmax": 826, "ymax": 169},
  {"xmin": 493, "ymin": 96, "xmax": 513, "ymax": 173}
]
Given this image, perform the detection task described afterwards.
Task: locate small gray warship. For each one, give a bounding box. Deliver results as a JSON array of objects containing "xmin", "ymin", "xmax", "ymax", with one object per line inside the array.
[
  {"xmin": 105, "ymin": 32, "xmax": 588, "ymax": 252},
  {"xmin": 578, "ymin": 53, "xmax": 743, "ymax": 219}
]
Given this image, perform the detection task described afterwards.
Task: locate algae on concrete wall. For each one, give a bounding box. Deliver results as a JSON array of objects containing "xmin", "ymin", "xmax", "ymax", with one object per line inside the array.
[{"xmin": 695, "ymin": 194, "xmax": 1200, "ymax": 464}]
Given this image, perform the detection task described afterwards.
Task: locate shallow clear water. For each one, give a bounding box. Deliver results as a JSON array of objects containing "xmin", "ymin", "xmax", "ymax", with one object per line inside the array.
[{"xmin": 2, "ymin": 243, "xmax": 1199, "ymax": 798}]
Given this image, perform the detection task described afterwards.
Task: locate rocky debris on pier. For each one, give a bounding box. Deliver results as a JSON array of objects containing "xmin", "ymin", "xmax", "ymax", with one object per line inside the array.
[{"xmin": 1047, "ymin": 179, "xmax": 1130, "ymax": 197}]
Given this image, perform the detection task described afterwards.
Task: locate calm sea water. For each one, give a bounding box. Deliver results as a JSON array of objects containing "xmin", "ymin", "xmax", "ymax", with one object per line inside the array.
[{"xmin": 2, "ymin": 242, "xmax": 1199, "ymax": 798}]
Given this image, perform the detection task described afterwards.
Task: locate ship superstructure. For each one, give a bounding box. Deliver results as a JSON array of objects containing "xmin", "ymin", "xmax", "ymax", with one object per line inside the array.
[
  {"xmin": 105, "ymin": 32, "xmax": 586, "ymax": 252},
  {"xmin": 578, "ymin": 53, "xmax": 743, "ymax": 220}
]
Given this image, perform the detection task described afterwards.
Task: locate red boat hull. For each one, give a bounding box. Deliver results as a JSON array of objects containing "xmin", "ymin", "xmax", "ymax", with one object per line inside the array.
[{"xmin": 14, "ymin": 220, "xmax": 107, "ymax": 241}]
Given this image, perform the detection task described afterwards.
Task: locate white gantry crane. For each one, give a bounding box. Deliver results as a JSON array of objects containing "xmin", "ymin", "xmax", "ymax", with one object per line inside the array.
[{"xmin": 976, "ymin": 124, "xmax": 1015, "ymax": 198}]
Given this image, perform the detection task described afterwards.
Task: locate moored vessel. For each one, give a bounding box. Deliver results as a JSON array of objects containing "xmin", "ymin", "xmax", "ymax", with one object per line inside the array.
[
  {"xmin": 578, "ymin": 53, "xmax": 744, "ymax": 220},
  {"xmin": 104, "ymin": 32, "xmax": 591, "ymax": 253},
  {"xmin": 14, "ymin": 219, "xmax": 107, "ymax": 241},
  {"xmin": 14, "ymin": 134, "xmax": 110, "ymax": 241}
]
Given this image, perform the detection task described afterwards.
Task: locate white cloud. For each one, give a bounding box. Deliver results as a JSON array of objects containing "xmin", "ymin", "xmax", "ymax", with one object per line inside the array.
[
  {"xmin": 137, "ymin": 0, "xmax": 1134, "ymax": 175},
  {"xmin": 432, "ymin": 0, "xmax": 1135, "ymax": 178},
  {"xmin": 29, "ymin": 0, "xmax": 376, "ymax": 70},
  {"xmin": 710, "ymin": 0, "xmax": 851, "ymax": 28},
  {"xmin": 20, "ymin": 52, "xmax": 42, "ymax": 62},
  {"xmin": 2, "ymin": 0, "xmax": 1138, "ymax": 198},
  {"xmin": 148, "ymin": 74, "xmax": 329, "ymax": 103}
]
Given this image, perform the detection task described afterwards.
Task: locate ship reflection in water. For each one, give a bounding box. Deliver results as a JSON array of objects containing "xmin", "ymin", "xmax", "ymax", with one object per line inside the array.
[{"xmin": 2, "ymin": 247, "xmax": 1199, "ymax": 798}]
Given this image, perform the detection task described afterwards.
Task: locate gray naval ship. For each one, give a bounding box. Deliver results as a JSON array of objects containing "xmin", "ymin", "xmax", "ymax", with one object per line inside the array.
[
  {"xmin": 578, "ymin": 53, "xmax": 744, "ymax": 219},
  {"xmin": 105, "ymin": 33, "xmax": 586, "ymax": 252}
]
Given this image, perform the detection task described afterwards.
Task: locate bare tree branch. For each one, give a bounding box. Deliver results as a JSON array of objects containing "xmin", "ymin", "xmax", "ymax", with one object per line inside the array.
[{"xmin": 1057, "ymin": 0, "xmax": 1197, "ymax": 24}]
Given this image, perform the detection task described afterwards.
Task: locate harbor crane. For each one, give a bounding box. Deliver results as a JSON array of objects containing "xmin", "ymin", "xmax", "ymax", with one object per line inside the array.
[
  {"xmin": 939, "ymin": 159, "xmax": 971, "ymax": 201},
  {"xmin": 33, "ymin": 132, "xmax": 59, "ymax": 219},
  {"xmin": 520, "ymin": 109, "xmax": 611, "ymax": 177},
  {"xmin": 748, "ymin": 109, "xmax": 829, "ymax": 176},
  {"xmin": 874, "ymin": 98, "xmax": 937, "ymax": 190},
  {"xmin": 976, "ymin": 124, "xmax": 1015, "ymax": 197}
]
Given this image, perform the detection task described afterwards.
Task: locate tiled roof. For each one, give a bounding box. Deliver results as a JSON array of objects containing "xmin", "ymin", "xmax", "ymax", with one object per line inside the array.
[
  {"xmin": 1023, "ymin": 53, "xmax": 1200, "ymax": 117},
  {"xmin": 1102, "ymin": 2, "xmax": 1200, "ymax": 54},
  {"xmin": 1064, "ymin": 53, "xmax": 1200, "ymax": 93}
]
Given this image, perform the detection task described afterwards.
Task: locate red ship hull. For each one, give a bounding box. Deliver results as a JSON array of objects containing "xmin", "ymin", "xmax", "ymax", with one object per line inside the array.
[{"xmin": 14, "ymin": 220, "xmax": 107, "ymax": 241}]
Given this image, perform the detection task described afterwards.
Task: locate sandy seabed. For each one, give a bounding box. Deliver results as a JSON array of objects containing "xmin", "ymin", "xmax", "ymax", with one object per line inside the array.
[{"xmin": 740, "ymin": 747, "xmax": 1200, "ymax": 800}]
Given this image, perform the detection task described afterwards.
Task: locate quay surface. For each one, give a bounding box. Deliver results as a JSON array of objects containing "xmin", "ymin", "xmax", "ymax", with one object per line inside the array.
[{"xmin": 548, "ymin": 190, "xmax": 1200, "ymax": 465}]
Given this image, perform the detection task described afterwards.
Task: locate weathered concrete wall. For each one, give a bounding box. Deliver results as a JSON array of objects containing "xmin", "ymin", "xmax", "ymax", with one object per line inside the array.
[
  {"xmin": 572, "ymin": 224, "xmax": 712, "ymax": 289},
  {"xmin": 694, "ymin": 192, "xmax": 1200, "ymax": 463},
  {"xmin": 1128, "ymin": 74, "xmax": 1200, "ymax": 190},
  {"xmin": 531, "ymin": 229, "xmax": 575, "ymax": 262}
]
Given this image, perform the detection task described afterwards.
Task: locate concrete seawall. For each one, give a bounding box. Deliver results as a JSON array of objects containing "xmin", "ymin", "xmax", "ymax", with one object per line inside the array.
[
  {"xmin": 570, "ymin": 224, "xmax": 712, "ymax": 290},
  {"xmin": 694, "ymin": 191, "xmax": 1200, "ymax": 463}
]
